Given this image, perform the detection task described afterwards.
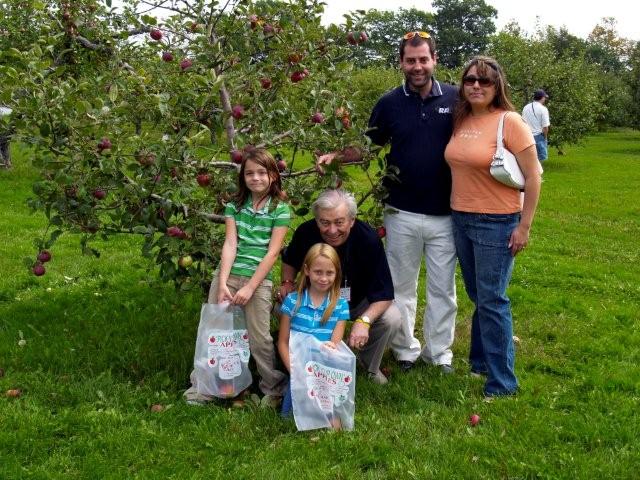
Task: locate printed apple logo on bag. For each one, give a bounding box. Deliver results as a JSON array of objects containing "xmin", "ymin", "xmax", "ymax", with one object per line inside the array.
[
  {"xmin": 206, "ymin": 329, "xmax": 251, "ymax": 372},
  {"xmin": 304, "ymin": 361, "xmax": 352, "ymax": 411}
]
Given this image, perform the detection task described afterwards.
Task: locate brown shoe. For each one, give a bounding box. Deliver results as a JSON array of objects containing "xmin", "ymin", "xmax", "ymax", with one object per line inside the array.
[{"xmin": 260, "ymin": 394, "xmax": 282, "ymax": 409}]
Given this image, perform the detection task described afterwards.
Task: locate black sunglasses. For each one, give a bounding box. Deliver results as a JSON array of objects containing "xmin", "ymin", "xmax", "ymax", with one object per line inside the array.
[{"xmin": 462, "ymin": 75, "xmax": 494, "ymax": 87}]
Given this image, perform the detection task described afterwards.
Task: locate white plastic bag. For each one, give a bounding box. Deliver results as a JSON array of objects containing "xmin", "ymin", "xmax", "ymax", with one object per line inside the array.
[
  {"xmin": 289, "ymin": 331, "xmax": 356, "ymax": 431},
  {"xmin": 191, "ymin": 303, "xmax": 252, "ymax": 399}
]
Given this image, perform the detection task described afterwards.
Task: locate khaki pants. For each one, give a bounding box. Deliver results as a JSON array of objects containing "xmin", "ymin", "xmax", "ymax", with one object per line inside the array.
[
  {"xmin": 350, "ymin": 300, "xmax": 401, "ymax": 374},
  {"xmin": 184, "ymin": 272, "xmax": 287, "ymax": 401}
]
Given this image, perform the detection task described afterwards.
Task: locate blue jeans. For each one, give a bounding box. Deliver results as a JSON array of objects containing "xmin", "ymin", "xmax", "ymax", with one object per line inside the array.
[
  {"xmin": 452, "ymin": 211, "xmax": 519, "ymax": 396},
  {"xmin": 534, "ymin": 134, "xmax": 547, "ymax": 161}
]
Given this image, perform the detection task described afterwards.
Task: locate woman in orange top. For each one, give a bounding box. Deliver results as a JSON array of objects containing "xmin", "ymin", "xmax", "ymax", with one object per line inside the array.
[{"xmin": 444, "ymin": 56, "xmax": 541, "ymax": 398}]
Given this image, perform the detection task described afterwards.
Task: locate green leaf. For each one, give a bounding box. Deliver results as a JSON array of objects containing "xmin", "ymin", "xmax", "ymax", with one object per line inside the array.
[
  {"xmin": 141, "ymin": 15, "xmax": 157, "ymax": 26},
  {"xmin": 45, "ymin": 230, "xmax": 64, "ymax": 248},
  {"xmin": 109, "ymin": 84, "xmax": 118, "ymax": 103}
]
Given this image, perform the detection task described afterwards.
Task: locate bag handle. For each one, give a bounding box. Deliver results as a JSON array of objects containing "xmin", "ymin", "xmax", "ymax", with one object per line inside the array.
[{"xmin": 494, "ymin": 112, "xmax": 509, "ymax": 160}]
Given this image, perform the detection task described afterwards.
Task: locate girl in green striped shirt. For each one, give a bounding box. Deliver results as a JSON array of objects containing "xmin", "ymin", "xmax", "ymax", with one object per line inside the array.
[{"xmin": 211, "ymin": 147, "xmax": 290, "ymax": 406}]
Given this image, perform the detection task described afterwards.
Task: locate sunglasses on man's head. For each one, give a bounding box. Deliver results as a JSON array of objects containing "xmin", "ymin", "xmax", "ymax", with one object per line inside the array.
[
  {"xmin": 403, "ymin": 31, "xmax": 431, "ymax": 40},
  {"xmin": 462, "ymin": 75, "xmax": 494, "ymax": 87}
]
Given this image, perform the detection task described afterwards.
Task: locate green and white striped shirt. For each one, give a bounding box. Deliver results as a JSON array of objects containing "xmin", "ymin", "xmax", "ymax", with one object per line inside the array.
[{"xmin": 225, "ymin": 197, "xmax": 291, "ymax": 279}]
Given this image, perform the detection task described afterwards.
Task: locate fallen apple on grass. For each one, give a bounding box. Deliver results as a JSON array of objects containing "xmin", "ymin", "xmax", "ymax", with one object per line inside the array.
[
  {"xmin": 6, "ymin": 389, "xmax": 22, "ymax": 398},
  {"xmin": 470, "ymin": 414, "xmax": 480, "ymax": 426},
  {"xmin": 150, "ymin": 404, "xmax": 164, "ymax": 413}
]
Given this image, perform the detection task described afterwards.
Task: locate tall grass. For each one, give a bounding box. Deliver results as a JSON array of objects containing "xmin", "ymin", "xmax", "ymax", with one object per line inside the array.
[{"xmin": 1, "ymin": 130, "xmax": 639, "ymax": 479}]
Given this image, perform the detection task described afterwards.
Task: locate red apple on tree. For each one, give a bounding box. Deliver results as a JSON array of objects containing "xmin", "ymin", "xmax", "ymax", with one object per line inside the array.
[
  {"xmin": 287, "ymin": 52, "xmax": 302, "ymax": 64},
  {"xmin": 231, "ymin": 105, "xmax": 245, "ymax": 120},
  {"xmin": 32, "ymin": 263, "xmax": 46, "ymax": 276},
  {"xmin": 290, "ymin": 71, "xmax": 305, "ymax": 83},
  {"xmin": 277, "ymin": 159, "xmax": 287, "ymax": 172},
  {"xmin": 161, "ymin": 51, "xmax": 173, "ymax": 62},
  {"xmin": 347, "ymin": 32, "xmax": 358, "ymax": 45},
  {"xmin": 263, "ymin": 23, "xmax": 274, "ymax": 35},
  {"xmin": 167, "ymin": 226, "xmax": 185, "ymax": 238},
  {"xmin": 230, "ymin": 149, "xmax": 243, "ymax": 164},
  {"xmin": 358, "ymin": 31, "xmax": 368, "ymax": 43},
  {"xmin": 150, "ymin": 29, "xmax": 162, "ymax": 41},
  {"xmin": 260, "ymin": 77, "xmax": 272, "ymax": 89},
  {"xmin": 311, "ymin": 112, "xmax": 325, "ymax": 124},
  {"xmin": 196, "ymin": 173, "xmax": 211, "ymax": 187},
  {"xmin": 37, "ymin": 250, "xmax": 52, "ymax": 263},
  {"xmin": 136, "ymin": 151, "xmax": 156, "ymax": 167},
  {"xmin": 341, "ymin": 146, "xmax": 361, "ymax": 164},
  {"xmin": 97, "ymin": 137, "xmax": 112, "ymax": 152},
  {"xmin": 180, "ymin": 58, "xmax": 193, "ymax": 71},
  {"xmin": 92, "ymin": 188, "xmax": 106, "ymax": 200}
]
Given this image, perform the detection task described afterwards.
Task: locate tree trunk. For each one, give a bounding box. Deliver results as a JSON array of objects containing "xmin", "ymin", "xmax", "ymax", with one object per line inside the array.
[{"xmin": 0, "ymin": 134, "xmax": 11, "ymax": 169}]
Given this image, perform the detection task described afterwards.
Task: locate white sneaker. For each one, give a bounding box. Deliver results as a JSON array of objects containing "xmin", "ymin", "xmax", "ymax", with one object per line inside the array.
[{"xmin": 367, "ymin": 370, "xmax": 389, "ymax": 385}]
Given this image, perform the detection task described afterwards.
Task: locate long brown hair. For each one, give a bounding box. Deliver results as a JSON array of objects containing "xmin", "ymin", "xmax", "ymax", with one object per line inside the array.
[
  {"xmin": 452, "ymin": 55, "xmax": 515, "ymax": 132},
  {"xmin": 232, "ymin": 147, "xmax": 286, "ymax": 209},
  {"xmin": 292, "ymin": 243, "xmax": 342, "ymax": 324}
]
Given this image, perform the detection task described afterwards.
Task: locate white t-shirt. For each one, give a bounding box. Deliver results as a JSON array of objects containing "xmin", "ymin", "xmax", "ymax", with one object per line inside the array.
[{"xmin": 521, "ymin": 101, "xmax": 550, "ymax": 136}]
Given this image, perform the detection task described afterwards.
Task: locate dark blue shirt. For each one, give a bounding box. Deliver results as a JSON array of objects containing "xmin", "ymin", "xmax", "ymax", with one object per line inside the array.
[
  {"xmin": 281, "ymin": 219, "xmax": 394, "ymax": 311},
  {"xmin": 367, "ymin": 80, "xmax": 457, "ymax": 216}
]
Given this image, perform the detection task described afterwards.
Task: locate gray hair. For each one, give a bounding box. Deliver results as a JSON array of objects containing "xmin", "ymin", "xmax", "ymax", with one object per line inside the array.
[{"xmin": 311, "ymin": 189, "xmax": 357, "ymax": 219}]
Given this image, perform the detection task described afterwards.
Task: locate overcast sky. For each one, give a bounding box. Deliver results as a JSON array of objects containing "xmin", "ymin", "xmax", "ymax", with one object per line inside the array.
[{"xmin": 320, "ymin": 0, "xmax": 640, "ymax": 41}]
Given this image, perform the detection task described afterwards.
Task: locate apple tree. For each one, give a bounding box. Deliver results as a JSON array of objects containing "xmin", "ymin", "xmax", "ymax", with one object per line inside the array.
[{"xmin": 0, "ymin": 0, "xmax": 384, "ymax": 290}]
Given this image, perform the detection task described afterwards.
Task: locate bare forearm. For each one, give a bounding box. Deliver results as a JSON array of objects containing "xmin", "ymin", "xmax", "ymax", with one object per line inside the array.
[{"xmin": 330, "ymin": 321, "xmax": 346, "ymax": 345}]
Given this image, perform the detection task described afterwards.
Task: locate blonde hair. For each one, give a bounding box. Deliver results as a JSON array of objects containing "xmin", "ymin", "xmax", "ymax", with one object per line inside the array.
[{"xmin": 293, "ymin": 243, "xmax": 342, "ymax": 324}]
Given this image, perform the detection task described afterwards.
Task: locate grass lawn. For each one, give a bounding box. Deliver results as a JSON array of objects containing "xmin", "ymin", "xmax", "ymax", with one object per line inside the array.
[{"xmin": 1, "ymin": 130, "xmax": 639, "ymax": 479}]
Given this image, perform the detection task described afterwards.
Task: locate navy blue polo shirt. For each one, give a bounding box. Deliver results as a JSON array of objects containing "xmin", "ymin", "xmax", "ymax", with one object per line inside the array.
[
  {"xmin": 281, "ymin": 219, "xmax": 394, "ymax": 311},
  {"xmin": 367, "ymin": 79, "xmax": 458, "ymax": 216}
]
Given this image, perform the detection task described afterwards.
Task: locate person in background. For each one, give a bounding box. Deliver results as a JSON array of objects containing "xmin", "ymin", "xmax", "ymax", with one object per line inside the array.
[
  {"xmin": 444, "ymin": 56, "xmax": 542, "ymax": 398},
  {"xmin": 522, "ymin": 89, "xmax": 550, "ymax": 163}
]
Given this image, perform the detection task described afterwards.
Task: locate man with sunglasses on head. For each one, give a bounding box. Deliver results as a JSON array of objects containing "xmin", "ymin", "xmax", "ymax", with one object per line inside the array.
[{"xmin": 319, "ymin": 32, "xmax": 458, "ymax": 376}]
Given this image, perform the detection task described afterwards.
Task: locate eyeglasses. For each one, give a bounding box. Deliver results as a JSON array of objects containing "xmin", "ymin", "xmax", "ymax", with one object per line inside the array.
[
  {"xmin": 462, "ymin": 75, "xmax": 494, "ymax": 87},
  {"xmin": 403, "ymin": 31, "xmax": 431, "ymax": 40}
]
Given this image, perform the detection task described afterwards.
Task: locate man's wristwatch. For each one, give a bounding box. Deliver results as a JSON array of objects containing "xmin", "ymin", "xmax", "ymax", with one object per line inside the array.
[{"xmin": 355, "ymin": 315, "xmax": 371, "ymax": 328}]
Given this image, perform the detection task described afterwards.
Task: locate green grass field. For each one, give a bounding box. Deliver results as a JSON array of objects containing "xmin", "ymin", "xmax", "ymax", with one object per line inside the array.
[{"xmin": 1, "ymin": 130, "xmax": 639, "ymax": 479}]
